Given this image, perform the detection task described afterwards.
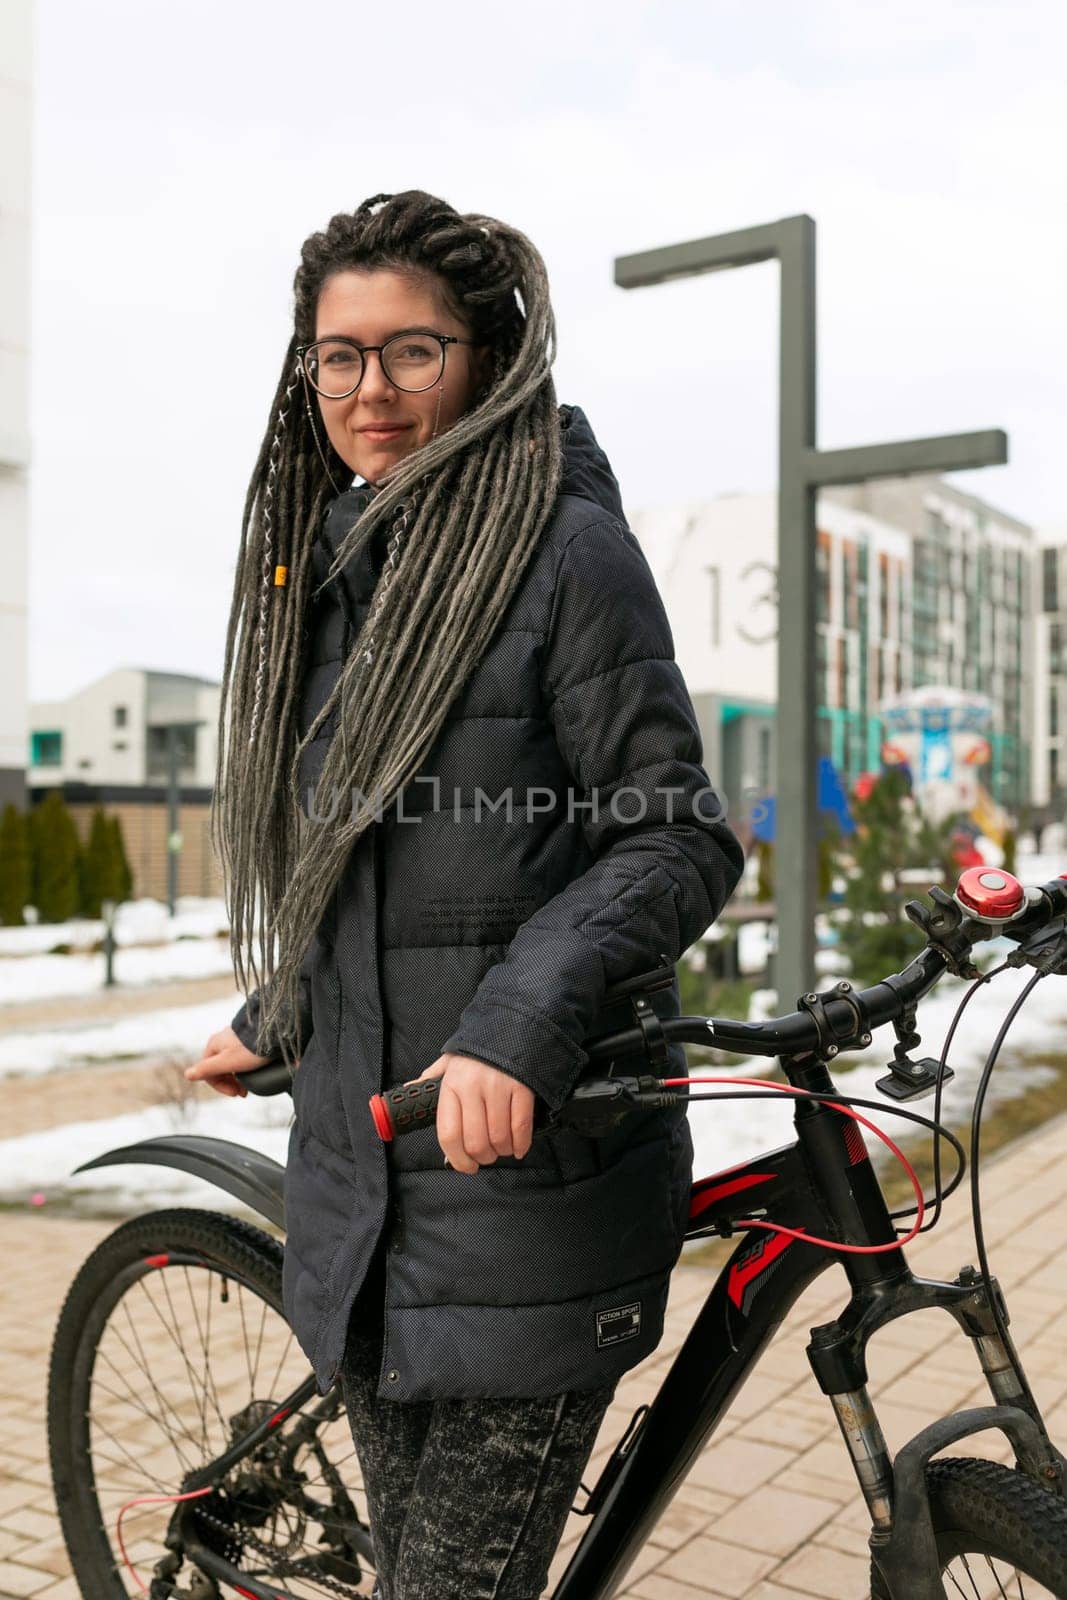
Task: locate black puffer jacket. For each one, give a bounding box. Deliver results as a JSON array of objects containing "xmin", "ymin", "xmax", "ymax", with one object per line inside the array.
[{"xmin": 232, "ymin": 404, "xmax": 745, "ymax": 1400}]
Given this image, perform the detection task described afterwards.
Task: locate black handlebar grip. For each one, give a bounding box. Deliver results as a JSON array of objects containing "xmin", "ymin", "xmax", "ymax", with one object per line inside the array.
[
  {"xmin": 369, "ymin": 1079, "xmax": 441, "ymax": 1141},
  {"xmin": 242, "ymin": 1061, "xmax": 294, "ymax": 1096}
]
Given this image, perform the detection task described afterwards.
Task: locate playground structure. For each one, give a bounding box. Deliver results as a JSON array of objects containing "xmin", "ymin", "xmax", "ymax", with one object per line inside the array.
[{"xmin": 879, "ymin": 686, "xmax": 1011, "ymax": 843}]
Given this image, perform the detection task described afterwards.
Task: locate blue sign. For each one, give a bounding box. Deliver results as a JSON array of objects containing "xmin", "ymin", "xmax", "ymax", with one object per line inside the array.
[
  {"xmin": 920, "ymin": 724, "xmax": 952, "ymax": 784},
  {"xmin": 750, "ymin": 757, "xmax": 856, "ymax": 842}
]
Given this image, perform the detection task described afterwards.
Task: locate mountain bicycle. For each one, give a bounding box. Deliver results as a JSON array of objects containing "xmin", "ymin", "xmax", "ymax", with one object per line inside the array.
[{"xmin": 47, "ymin": 865, "xmax": 1067, "ymax": 1598}]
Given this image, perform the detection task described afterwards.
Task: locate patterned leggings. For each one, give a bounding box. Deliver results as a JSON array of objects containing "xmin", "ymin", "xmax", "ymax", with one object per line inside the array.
[{"xmin": 337, "ymin": 1253, "xmax": 616, "ymax": 1600}]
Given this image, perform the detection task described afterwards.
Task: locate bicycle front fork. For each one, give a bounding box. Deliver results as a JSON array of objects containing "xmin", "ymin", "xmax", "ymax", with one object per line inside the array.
[{"xmin": 807, "ymin": 1260, "xmax": 1065, "ymax": 1537}]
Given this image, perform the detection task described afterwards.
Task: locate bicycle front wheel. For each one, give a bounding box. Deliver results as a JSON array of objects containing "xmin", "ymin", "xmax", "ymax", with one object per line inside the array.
[
  {"xmin": 870, "ymin": 1456, "xmax": 1067, "ymax": 1597},
  {"xmin": 48, "ymin": 1207, "xmax": 376, "ymax": 1598}
]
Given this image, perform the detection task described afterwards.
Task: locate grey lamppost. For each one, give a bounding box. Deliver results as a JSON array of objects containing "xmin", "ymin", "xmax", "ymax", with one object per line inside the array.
[
  {"xmin": 159, "ymin": 721, "xmax": 206, "ymax": 917},
  {"xmin": 615, "ymin": 215, "xmax": 1007, "ymax": 1007}
]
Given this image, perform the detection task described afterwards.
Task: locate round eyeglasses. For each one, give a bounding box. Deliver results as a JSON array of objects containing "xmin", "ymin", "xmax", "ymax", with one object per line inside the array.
[{"xmin": 297, "ymin": 332, "xmax": 483, "ymax": 398}]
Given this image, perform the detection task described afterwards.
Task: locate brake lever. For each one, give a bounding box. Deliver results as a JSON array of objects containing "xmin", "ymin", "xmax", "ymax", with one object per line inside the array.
[
  {"xmin": 548, "ymin": 1074, "xmax": 672, "ymax": 1138},
  {"xmin": 1005, "ymin": 919, "xmax": 1067, "ymax": 976}
]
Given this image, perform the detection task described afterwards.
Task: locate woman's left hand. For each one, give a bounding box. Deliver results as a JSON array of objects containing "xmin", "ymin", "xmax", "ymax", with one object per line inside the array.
[{"xmin": 412, "ymin": 1053, "xmax": 535, "ymax": 1174}]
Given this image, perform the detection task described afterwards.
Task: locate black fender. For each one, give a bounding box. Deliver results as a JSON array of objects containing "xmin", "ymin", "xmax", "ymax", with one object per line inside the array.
[{"xmin": 74, "ymin": 1135, "xmax": 286, "ymax": 1231}]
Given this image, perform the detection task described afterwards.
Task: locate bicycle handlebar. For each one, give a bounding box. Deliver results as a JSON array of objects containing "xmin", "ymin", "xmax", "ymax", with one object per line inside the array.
[{"xmin": 242, "ymin": 870, "xmax": 1067, "ymax": 1108}]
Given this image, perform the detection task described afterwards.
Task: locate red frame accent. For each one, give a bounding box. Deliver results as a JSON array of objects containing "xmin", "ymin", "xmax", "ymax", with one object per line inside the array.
[
  {"xmin": 726, "ymin": 1232, "xmax": 793, "ymax": 1308},
  {"xmin": 842, "ymin": 1120, "xmax": 868, "ymax": 1167},
  {"xmin": 689, "ymin": 1172, "xmax": 775, "ymax": 1222}
]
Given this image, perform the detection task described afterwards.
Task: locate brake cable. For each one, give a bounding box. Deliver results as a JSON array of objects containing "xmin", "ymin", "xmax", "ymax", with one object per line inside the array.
[
  {"xmin": 672, "ymin": 1081, "xmax": 965, "ymax": 1223},
  {"xmin": 663, "ymin": 1074, "xmax": 928, "ymax": 1253},
  {"xmin": 667, "ymin": 949, "xmax": 1017, "ymax": 1250},
  {"xmin": 896, "ymin": 957, "xmax": 1010, "ymax": 1232},
  {"xmin": 969, "ymin": 964, "xmax": 1051, "ymax": 1404}
]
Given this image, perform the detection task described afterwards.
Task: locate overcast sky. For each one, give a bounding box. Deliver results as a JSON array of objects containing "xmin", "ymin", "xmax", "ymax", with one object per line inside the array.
[{"xmin": 27, "ymin": 0, "xmax": 1066, "ymax": 701}]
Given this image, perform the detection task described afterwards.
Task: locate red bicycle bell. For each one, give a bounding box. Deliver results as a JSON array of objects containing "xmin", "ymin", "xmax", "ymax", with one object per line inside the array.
[{"xmin": 953, "ymin": 866, "xmax": 1026, "ymax": 924}]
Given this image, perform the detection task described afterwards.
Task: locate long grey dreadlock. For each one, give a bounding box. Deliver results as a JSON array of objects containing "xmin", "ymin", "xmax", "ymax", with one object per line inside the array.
[{"xmin": 211, "ymin": 191, "xmax": 565, "ymax": 1069}]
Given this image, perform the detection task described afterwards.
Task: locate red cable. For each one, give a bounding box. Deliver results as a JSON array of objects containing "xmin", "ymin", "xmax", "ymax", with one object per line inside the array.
[
  {"xmin": 664, "ymin": 1074, "xmax": 926, "ymax": 1254},
  {"xmin": 115, "ymin": 1485, "xmax": 212, "ymax": 1594}
]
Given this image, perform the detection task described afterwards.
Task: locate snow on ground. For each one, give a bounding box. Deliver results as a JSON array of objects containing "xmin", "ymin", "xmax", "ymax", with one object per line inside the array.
[
  {"xmin": 2, "ymin": 1091, "xmax": 294, "ymax": 1216},
  {"xmin": 0, "ymin": 895, "xmax": 230, "ymax": 957},
  {"xmin": 0, "ymin": 995, "xmax": 243, "ymax": 1077},
  {"xmin": 0, "ymin": 938, "xmax": 239, "ymax": 1007},
  {"xmin": 0, "ymin": 897, "xmax": 236, "ymax": 1004}
]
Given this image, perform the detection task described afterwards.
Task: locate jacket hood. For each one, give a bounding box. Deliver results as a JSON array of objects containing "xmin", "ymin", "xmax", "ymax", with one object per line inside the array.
[
  {"xmin": 556, "ymin": 403, "xmax": 625, "ymax": 523},
  {"xmin": 319, "ymin": 403, "xmax": 624, "ymax": 578}
]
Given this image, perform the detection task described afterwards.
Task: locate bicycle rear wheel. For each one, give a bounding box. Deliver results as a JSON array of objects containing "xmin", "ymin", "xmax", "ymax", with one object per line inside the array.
[
  {"xmin": 48, "ymin": 1207, "xmax": 376, "ymax": 1598},
  {"xmin": 870, "ymin": 1456, "xmax": 1067, "ymax": 1597}
]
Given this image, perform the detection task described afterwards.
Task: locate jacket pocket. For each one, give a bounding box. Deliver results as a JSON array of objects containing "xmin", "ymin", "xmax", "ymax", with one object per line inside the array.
[{"xmin": 389, "ymin": 1134, "xmax": 678, "ymax": 1310}]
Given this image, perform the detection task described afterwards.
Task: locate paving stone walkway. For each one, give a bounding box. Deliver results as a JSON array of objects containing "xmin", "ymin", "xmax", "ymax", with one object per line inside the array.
[{"xmin": 3, "ymin": 1112, "xmax": 1067, "ymax": 1598}]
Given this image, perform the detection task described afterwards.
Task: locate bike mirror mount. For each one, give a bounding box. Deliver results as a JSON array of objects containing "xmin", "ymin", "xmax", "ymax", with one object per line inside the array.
[
  {"xmin": 875, "ymin": 999, "xmax": 954, "ymax": 1102},
  {"xmin": 905, "ymin": 887, "xmax": 982, "ymax": 979},
  {"xmin": 876, "ymin": 1055, "xmax": 953, "ymax": 1102}
]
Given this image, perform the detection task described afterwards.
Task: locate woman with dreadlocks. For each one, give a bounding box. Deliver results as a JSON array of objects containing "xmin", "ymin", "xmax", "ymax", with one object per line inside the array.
[{"xmin": 188, "ymin": 190, "xmax": 744, "ymax": 1598}]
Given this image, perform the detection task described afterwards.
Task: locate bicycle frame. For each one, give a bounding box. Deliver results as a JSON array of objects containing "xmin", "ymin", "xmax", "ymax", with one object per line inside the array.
[
  {"xmin": 77, "ymin": 1048, "xmax": 1067, "ymax": 1600},
  {"xmin": 555, "ymin": 1049, "xmax": 1067, "ymax": 1600}
]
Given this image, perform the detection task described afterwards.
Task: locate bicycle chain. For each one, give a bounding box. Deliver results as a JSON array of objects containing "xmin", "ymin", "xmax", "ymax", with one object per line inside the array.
[{"xmin": 184, "ymin": 1496, "xmax": 367, "ymax": 1599}]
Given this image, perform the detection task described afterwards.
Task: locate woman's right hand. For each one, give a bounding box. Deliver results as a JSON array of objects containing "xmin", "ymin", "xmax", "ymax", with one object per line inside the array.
[{"xmin": 185, "ymin": 1027, "xmax": 272, "ymax": 1098}]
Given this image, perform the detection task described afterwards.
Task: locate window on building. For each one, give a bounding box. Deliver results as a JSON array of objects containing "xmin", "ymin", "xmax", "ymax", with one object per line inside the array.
[
  {"xmin": 112, "ymin": 740, "xmax": 128, "ymax": 753},
  {"xmin": 1052, "ymin": 622, "xmax": 1064, "ymax": 678},
  {"xmin": 1051, "ymin": 746, "xmax": 1060, "ymax": 796},
  {"xmin": 113, "ymin": 705, "xmax": 128, "ymax": 729},
  {"xmin": 1051, "ymin": 686, "xmax": 1059, "ymax": 739},
  {"xmin": 146, "ymin": 723, "xmax": 198, "ymax": 780},
  {"xmin": 816, "ymin": 534, "xmax": 831, "ymax": 625},
  {"xmin": 30, "ymin": 730, "xmax": 63, "ymax": 766},
  {"xmin": 878, "ymin": 553, "xmax": 890, "ymax": 639},
  {"xmin": 1043, "ymin": 548, "xmax": 1060, "ymax": 614},
  {"xmin": 978, "ymin": 546, "xmax": 991, "ymax": 595},
  {"xmin": 844, "ymin": 543, "xmax": 859, "ymax": 630}
]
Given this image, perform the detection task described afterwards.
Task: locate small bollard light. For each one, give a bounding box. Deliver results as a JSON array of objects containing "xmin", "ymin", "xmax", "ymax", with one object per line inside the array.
[{"xmin": 101, "ymin": 898, "xmax": 117, "ymax": 988}]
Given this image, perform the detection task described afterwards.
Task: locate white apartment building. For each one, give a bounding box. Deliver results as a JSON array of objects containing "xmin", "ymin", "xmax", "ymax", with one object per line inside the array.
[
  {"xmin": 627, "ymin": 491, "xmax": 911, "ymax": 829},
  {"xmin": 823, "ymin": 477, "xmax": 1033, "ymax": 813},
  {"xmin": 626, "ymin": 474, "xmax": 1035, "ymax": 828},
  {"xmin": 1033, "ymin": 526, "xmax": 1067, "ymax": 810}
]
